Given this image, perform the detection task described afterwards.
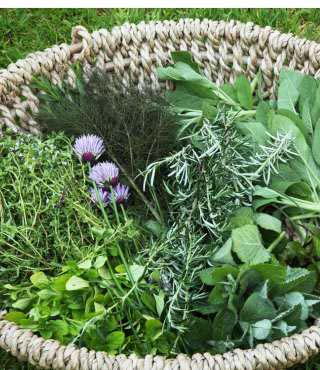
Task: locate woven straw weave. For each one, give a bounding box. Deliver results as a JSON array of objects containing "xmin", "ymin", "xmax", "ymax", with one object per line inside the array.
[{"xmin": 1, "ymin": 18, "xmax": 320, "ymax": 369}]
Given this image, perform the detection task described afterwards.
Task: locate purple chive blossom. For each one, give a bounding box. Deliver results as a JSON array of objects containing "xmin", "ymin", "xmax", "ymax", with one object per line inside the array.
[
  {"xmin": 110, "ymin": 183, "xmax": 130, "ymax": 204},
  {"xmin": 89, "ymin": 162, "xmax": 119, "ymax": 187},
  {"xmin": 89, "ymin": 187, "xmax": 109, "ymax": 206},
  {"xmin": 73, "ymin": 134, "xmax": 105, "ymax": 162}
]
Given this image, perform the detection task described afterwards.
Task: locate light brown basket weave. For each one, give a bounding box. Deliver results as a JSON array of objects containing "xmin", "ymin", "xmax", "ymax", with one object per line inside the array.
[{"xmin": 1, "ymin": 18, "xmax": 320, "ymax": 370}]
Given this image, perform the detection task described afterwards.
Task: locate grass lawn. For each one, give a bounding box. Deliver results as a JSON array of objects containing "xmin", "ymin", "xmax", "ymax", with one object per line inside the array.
[
  {"xmin": 1, "ymin": 7, "xmax": 320, "ymax": 370},
  {"xmin": 1, "ymin": 9, "xmax": 320, "ymax": 68}
]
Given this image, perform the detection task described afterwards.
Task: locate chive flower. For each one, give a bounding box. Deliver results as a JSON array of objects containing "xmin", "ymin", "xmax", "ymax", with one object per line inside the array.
[
  {"xmin": 110, "ymin": 183, "xmax": 130, "ymax": 204},
  {"xmin": 89, "ymin": 187, "xmax": 109, "ymax": 206},
  {"xmin": 89, "ymin": 161, "xmax": 119, "ymax": 187},
  {"xmin": 74, "ymin": 134, "xmax": 105, "ymax": 162}
]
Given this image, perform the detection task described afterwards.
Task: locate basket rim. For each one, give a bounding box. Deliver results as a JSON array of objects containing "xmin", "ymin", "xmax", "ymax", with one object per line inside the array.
[{"xmin": 1, "ymin": 18, "xmax": 320, "ymax": 369}]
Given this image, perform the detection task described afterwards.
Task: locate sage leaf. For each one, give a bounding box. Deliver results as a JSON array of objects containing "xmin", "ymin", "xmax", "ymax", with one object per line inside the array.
[
  {"xmin": 311, "ymin": 85, "xmax": 320, "ymax": 125},
  {"xmin": 235, "ymin": 74, "xmax": 253, "ymax": 109},
  {"xmin": 312, "ymin": 118, "xmax": 320, "ymax": 165},
  {"xmin": 254, "ymin": 213, "xmax": 282, "ymax": 233},
  {"xmin": 171, "ymin": 51, "xmax": 200, "ymax": 72},
  {"xmin": 236, "ymin": 121, "xmax": 267, "ymax": 146},
  {"xmin": 232, "ymin": 225, "xmax": 270, "ymax": 264},
  {"xmin": 277, "ymin": 69, "xmax": 303, "ymax": 112}
]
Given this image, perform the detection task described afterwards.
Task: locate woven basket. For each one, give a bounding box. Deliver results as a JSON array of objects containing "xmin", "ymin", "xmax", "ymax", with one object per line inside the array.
[{"xmin": 1, "ymin": 18, "xmax": 320, "ymax": 370}]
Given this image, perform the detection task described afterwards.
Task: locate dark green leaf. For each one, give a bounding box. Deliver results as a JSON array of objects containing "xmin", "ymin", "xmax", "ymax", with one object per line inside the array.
[
  {"xmin": 212, "ymin": 309, "xmax": 237, "ymax": 340},
  {"xmin": 240, "ymin": 292, "xmax": 276, "ymax": 323}
]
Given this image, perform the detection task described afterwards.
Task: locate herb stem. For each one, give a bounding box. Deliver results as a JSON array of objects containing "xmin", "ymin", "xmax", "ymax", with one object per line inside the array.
[
  {"xmin": 267, "ymin": 231, "xmax": 286, "ymax": 252},
  {"xmin": 108, "ymin": 152, "xmax": 162, "ymax": 223}
]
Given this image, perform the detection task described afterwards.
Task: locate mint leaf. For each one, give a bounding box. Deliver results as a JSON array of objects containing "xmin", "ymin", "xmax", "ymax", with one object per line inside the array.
[
  {"xmin": 240, "ymin": 292, "xmax": 276, "ymax": 323},
  {"xmin": 279, "ymin": 267, "xmax": 317, "ymax": 294},
  {"xmin": 252, "ymin": 319, "xmax": 272, "ymax": 340},
  {"xmin": 200, "ymin": 265, "xmax": 238, "ymax": 286},
  {"xmin": 250, "ymin": 263, "xmax": 287, "ymax": 285}
]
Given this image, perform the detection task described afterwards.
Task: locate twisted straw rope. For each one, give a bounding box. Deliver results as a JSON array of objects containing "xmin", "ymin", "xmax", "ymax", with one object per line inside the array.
[
  {"xmin": 1, "ymin": 18, "xmax": 320, "ymax": 369},
  {"xmin": 1, "ymin": 311, "xmax": 320, "ymax": 369},
  {"xmin": 1, "ymin": 19, "xmax": 320, "ymax": 135}
]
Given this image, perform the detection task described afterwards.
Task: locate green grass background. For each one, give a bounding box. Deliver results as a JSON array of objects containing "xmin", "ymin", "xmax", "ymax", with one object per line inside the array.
[
  {"xmin": 1, "ymin": 7, "xmax": 320, "ymax": 369},
  {"xmin": 1, "ymin": 9, "xmax": 320, "ymax": 68}
]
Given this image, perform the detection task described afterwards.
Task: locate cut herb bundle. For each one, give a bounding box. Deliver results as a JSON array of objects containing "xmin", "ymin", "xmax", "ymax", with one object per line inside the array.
[{"xmin": 2, "ymin": 50, "xmax": 320, "ymax": 368}]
